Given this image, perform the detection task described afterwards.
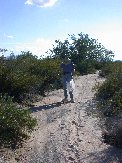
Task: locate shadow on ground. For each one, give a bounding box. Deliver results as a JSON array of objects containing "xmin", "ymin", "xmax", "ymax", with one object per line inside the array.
[
  {"xmin": 29, "ymin": 101, "xmax": 63, "ymax": 113},
  {"xmin": 80, "ymin": 99, "xmax": 122, "ymax": 163},
  {"xmin": 82, "ymin": 146, "xmax": 122, "ymax": 163}
]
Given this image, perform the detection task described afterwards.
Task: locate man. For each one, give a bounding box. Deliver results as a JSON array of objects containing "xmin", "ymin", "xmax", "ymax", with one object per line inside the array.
[{"xmin": 60, "ymin": 57, "xmax": 75, "ymax": 103}]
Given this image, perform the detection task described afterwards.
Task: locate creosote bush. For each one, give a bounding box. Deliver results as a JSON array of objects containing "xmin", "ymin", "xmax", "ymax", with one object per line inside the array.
[
  {"xmin": 99, "ymin": 60, "xmax": 122, "ymax": 77},
  {"xmin": 95, "ymin": 61, "xmax": 122, "ymax": 148},
  {"xmin": 0, "ymin": 94, "xmax": 37, "ymax": 148},
  {"xmin": 0, "ymin": 52, "xmax": 62, "ymax": 103}
]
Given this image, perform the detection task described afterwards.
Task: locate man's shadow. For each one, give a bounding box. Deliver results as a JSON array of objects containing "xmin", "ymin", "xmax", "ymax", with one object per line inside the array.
[{"xmin": 29, "ymin": 101, "xmax": 63, "ymax": 113}]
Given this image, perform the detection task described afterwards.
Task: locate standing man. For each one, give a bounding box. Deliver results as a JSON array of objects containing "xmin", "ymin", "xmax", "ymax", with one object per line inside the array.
[{"xmin": 60, "ymin": 57, "xmax": 75, "ymax": 103}]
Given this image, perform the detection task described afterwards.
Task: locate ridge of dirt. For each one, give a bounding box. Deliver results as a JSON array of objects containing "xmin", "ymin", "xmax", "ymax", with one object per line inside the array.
[{"xmin": 1, "ymin": 73, "xmax": 122, "ymax": 163}]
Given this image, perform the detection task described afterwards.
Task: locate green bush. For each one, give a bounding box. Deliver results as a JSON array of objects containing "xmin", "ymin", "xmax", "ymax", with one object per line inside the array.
[
  {"xmin": 99, "ymin": 61, "xmax": 122, "ymax": 77},
  {"xmin": 95, "ymin": 62, "xmax": 122, "ymax": 148},
  {"xmin": 0, "ymin": 52, "xmax": 62, "ymax": 103},
  {"xmin": 76, "ymin": 60, "xmax": 96, "ymax": 75},
  {"xmin": 37, "ymin": 57, "xmax": 62, "ymax": 91},
  {"xmin": 95, "ymin": 71, "xmax": 122, "ymax": 116},
  {"xmin": 0, "ymin": 94, "xmax": 37, "ymax": 148},
  {"xmin": 102, "ymin": 124, "xmax": 122, "ymax": 148},
  {"xmin": 49, "ymin": 33, "xmax": 114, "ymax": 75},
  {"xmin": 96, "ymin": 73, "xmax": 121, "ymax": 98}
]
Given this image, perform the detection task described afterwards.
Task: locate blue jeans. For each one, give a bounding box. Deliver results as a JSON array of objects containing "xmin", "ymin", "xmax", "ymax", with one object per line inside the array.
[{"xmin": 62, "ymin": 74, "xmax": 74, "ymax": 100}]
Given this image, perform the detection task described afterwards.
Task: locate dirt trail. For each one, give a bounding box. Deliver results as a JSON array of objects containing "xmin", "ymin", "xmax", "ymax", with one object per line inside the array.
[{"xmin": 1, "ymin": 73, "xmax": 122, "ymax": 163}]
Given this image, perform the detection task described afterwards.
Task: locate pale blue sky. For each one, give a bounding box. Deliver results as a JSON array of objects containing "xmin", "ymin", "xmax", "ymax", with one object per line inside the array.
[{"xmin": 0, "ymin": 0, "xmax": 122, "ymax": 60}]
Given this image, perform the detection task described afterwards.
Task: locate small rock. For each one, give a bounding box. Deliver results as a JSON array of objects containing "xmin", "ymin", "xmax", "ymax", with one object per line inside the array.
[
  {"xmin": 77, "ymin": 138, "xmax": 82, "ymax": 142},
  {"xmin": 72, "ymin": 120, "xmax": 78, "ymax": 125},
  {"xmin": 68, "ymin": 156, "xmax": 75, "ymax": 161},
  {"xmin": 68, "ymin": 144, "xmax": 74, "ymax": 149}
]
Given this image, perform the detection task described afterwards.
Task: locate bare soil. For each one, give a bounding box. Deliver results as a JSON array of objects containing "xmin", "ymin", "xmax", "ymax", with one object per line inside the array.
[{"xmin": 1, "ymin": 72, "xmax": 122, "ymax": 163}]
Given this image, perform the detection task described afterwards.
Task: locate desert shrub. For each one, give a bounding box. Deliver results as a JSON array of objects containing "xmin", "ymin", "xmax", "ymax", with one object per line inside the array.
[
  {"xmin": 99, "ymin": 61, "xmax": 122, "ymax": 77},
  {"xmin": 0, "ymin": 94, "xmax": 37, "ymax": 148},
  {"xmin": 102, "ymin": 117, "xmax": 122, "ymax": 148},
  {"xmin": 38, "ymin": 57, "xmax": 62, "ymax": 91},
  {"xmin": 2, "ymin": 72, "xmax": 38, "ymax": 102},
  {"xmin": 76, "ymin": 60, "xmax": 96, "ymax": 75},
  {"xmin": 95, "ymin": 63, "xmax": 122, "ymax": 148},
  {"xmin": 96, "ymin": 72, "xmax": 122, "ymax": 117},
  {"xmin": 0, "ymin": 52, "xmax": 62, "ymax": 103}
]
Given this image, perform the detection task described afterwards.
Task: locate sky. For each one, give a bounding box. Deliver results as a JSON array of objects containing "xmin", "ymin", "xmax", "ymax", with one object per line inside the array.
[{"xmin": 0, "ymin": 0, "xmax": 122, "ymax": 60}]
